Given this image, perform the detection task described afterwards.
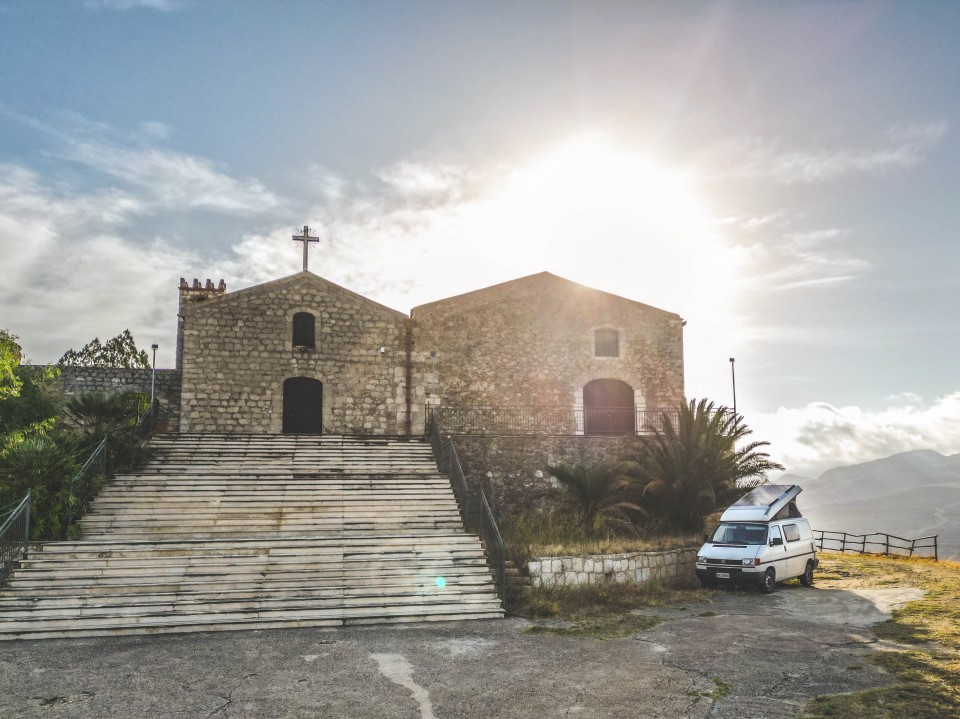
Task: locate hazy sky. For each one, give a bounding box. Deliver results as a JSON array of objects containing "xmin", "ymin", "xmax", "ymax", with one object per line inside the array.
[{"xmin": 2, "ymin": 0, "xmax": 959, "ymax": 476}]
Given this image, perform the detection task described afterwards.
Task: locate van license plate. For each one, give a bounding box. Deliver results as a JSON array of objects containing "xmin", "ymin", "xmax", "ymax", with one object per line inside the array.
[{"xmin": 716, "ymin": 572, "xmax": 730, "ymax": 579}]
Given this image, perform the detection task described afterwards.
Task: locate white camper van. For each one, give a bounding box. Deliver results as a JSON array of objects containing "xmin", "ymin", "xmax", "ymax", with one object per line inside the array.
[{"xmin": 695, "ymin": 485, "xmax": 819, "ymax": 593}]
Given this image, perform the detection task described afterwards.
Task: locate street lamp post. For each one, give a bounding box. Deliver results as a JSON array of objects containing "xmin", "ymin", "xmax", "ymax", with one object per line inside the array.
[
  {"xmin": 150, "ymin": 344, "xmax": 159, "ymax": 428},
  {"xmin": 729, "ymin": 357, "xmax": 737, "ymax": 425}
]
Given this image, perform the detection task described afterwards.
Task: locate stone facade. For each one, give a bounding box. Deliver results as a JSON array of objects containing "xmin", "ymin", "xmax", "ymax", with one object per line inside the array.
[
  {"xmin": 174, "ymin": 270, "xmax": 684, "ymax": 438},
  {"xmin": 528, "ymin": 548, "xmax": 698, "ymax": 587},
  {"xmin": 411, "ymin": 272, "xmax": 685, "ymax": 413},
  {"xmin": 178, "ymin": 272, "xmax": 416, "ymax": 435}
]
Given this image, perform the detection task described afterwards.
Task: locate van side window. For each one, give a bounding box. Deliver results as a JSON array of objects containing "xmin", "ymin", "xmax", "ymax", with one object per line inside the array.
[
  {"xmin": 784, "ymin": 524, "xmax": 801, "ymax": 543},
  {"xmin": 769, "ymin": 525, "xmax": 782, "ymax": 544}
]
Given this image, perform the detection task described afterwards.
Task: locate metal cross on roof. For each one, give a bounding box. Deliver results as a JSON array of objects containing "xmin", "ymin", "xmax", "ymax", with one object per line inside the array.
[{"xmin": 292, "ymin": 225, "xmax": 319, "ymax": 272}]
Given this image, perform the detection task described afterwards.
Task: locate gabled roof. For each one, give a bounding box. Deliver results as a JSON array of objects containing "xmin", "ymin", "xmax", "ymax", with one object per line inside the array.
[
  {"xmin": 182, "ymin": 271, "xmax": 408, "ymax": 321},
  {"xmin": 411, "ymin": 271, "xmax": 681, "ymax": 320}
]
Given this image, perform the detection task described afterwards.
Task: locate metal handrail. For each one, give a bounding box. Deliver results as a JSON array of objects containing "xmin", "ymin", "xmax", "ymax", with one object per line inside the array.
[
  {"xmin": 426, "ymin": 407, "xmax": 507, "ymax": 603},
  {"xmin": 0, "ymin": 490, "xmax": 31, "ymax": 580},
  {"xmin": 814, "ymin": 529, "xmax": 938, "ymax": 561},
  {"xmin": 135, "ymin": 400, "xmax": 161, "ymax": 438},
  {"xmin": 67, "ymin": 438, "xmax": 108, "ymax": 530},
  {"xmin": 433, "ymin": 404, "xmax": 679, "ymax": 436}
]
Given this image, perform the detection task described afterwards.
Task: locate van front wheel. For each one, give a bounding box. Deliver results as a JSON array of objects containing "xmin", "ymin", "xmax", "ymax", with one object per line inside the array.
[
  {"xmin": 800, "ymin": 561, "xmax": 815, "ymax": 587},
  {"xmin": 761, "ymin": 568, "xmax": 776, "ymax": 594}
]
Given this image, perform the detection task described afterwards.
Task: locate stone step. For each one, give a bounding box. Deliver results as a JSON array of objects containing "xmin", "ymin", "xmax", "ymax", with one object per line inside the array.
[
  {"xmin": 18, "ymin": 548, "xmax": 487, "ymax": 571},
  {"xmin": 0, "ymin": 610, "xmax": 505, "ymax": 641},
  {"xmin": 3, "ymin": 571, "xmax": 497, "ymax": 597},
  {"xmin": 0, "ymin": 603, "xmax": 504, "ymax": 639},
  {"xmin": 0, "ymin": 591, "xmax": 503, "ymax": 621},
  {"xmin": 0, "ymin": 433, "xmax": 503, "ymax": 637},
  {"xmin": 32, "ymin": 533, "xmax": 483, "ymax": 553}
]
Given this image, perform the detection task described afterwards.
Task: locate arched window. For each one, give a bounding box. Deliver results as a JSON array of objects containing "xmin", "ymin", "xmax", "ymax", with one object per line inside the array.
[
  {"xmin": 292, "ymin": 312, "xmax": 315, "ymax": 349},
  {"xmin": 583, "ymin": 378, "xmax": 635, "ymax": 435},
  {"xmin": 594, "ymin": 328, "xmax": 619, "ymax": 357}
]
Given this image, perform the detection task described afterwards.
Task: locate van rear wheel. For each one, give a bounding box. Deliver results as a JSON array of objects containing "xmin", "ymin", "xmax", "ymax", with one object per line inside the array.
[
  {"xmin": 800, "ymin": 561, "xmax": 815, "ymax": 587},
  {"xmin": 761, "ymin": 568, "xmax": 776, "ymax": 594}
]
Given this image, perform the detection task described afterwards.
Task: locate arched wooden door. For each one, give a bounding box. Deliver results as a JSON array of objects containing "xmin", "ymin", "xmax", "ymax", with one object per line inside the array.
[
  {"xmin": 282, "ymin": 377, "xmax": 323, "ymax": 434},
  {"xmin": 583, "ymin": 379, "xmax": 635, "ymax": 435}
]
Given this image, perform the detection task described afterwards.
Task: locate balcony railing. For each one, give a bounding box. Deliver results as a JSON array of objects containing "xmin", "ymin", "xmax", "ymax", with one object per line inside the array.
[{"xmin": 432, "ymin": 405, "xmax": 678, "ymax": 436}]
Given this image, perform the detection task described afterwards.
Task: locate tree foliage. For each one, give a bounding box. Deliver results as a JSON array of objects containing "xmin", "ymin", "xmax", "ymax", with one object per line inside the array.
[
  {"xmin": 0, "ymin": 331, "xmax": 61, "ymax": 444},
  {"xmin": 632, "ymin": 398, "xmax": 784, "ymax": 534},
  {"xmin": 0, "ymin": 329, "xmax": 23, "ymax": 400},
  {"xmin": 58, "ymin": 329, "xmax": 150, "ymax": 368}
]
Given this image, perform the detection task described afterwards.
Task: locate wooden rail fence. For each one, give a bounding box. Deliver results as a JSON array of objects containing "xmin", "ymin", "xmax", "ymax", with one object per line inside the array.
[{"xmin": 814, "ymin": 529, "xmax": 938, "ymax": 561}]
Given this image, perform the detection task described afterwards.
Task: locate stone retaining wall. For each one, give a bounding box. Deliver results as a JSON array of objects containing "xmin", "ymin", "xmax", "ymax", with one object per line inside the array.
[
  {"xmin": 24, "ymin": 365, "xmax": 181, "ymax": 430},
  {"xmin": 451, "ymin": 434, "xmax": 647, "ymax": 515},
  {"xmin": 528, "ymin": 547, "xmax": 698, "ymax": 587}
]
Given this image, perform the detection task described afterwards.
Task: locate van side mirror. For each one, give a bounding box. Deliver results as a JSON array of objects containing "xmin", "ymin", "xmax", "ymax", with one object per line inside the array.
[{"xmin": 770, "ymin": 537, "xmax": 783, "ymax": 547}]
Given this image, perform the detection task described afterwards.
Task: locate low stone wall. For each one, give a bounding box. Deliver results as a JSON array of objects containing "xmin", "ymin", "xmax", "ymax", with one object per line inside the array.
[{"xmin": 528, "ymin": 547, "xmax": 698, "ymax": 588}]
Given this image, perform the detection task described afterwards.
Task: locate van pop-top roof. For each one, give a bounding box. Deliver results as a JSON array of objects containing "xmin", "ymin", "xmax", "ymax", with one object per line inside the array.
[{"xmin": 719, "ymin": 485, "xmax": 803, "ymax": 523}]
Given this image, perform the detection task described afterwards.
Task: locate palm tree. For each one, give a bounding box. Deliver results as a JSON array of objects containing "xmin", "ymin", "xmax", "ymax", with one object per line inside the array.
[
  {"xmin": 546, "ymin": 461, "xmax": 645, "ymax": 536},
  {"xmin": 633, "ymin": 398, "xmax": 784, "ymax": 534}
]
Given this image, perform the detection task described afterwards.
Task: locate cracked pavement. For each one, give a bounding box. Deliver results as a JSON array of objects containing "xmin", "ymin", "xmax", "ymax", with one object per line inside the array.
[{"xmin": 0, "ymin": 585, "xmax": 917, "ymax": 718}]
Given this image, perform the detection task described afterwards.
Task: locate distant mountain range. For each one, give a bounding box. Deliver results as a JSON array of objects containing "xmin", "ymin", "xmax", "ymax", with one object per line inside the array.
[{"xmin": 780, "ymin": 449, "xmax": 960, "ymax": 561}]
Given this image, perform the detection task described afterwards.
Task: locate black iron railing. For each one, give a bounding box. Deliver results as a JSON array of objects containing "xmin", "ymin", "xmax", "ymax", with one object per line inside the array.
[
  {"xmin": 815, "ymin": 529, "xmax": 938, "ymax": 561},
  {"xmin": 427, "ymin": 407, "xmax": 506, "ymax": 604},
  {"xmin": 434, "ymin": 405, "xmax": 678, "ymax": 436},
  {"xmin": 66, "ymin": 438, "xmax": 108, "ymax": 532},
  {"xmin": 0, "ymin": 491, "xmax": 31, "ymax": 580},
  {"xmin": 135, "ymin": 400, "xmax": 161, "ymax": 439}
]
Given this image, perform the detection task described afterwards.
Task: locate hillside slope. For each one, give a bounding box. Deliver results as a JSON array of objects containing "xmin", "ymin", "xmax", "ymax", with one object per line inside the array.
[{"xmin": 785, "ymin": 450, "xmax": 960, "ymax": 560}]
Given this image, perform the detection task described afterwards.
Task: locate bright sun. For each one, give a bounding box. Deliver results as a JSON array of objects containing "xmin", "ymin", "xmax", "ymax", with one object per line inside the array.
[{"xmin": 466, "ymin": 134, "xmax": 739, "ymax": 325}]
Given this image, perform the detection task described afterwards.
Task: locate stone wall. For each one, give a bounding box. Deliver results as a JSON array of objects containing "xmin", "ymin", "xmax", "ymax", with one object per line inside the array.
[
  {"xmin": 30, "ymin": 366, "xmax": 181, "ymax": 430},
  {"xmin": 178, "ymin": 272, "xmax": 417, "ymax": 435},
  {"xmin": 528, "ymin": 548, "xmax": 698, "ymax": 587},
  {"xmin": 411, "ymin": 272, "xmax": 685, "ymax": 420},
  {"xmin": 450, "ymin": 434, "xmax": 648, "ymax": 515}
]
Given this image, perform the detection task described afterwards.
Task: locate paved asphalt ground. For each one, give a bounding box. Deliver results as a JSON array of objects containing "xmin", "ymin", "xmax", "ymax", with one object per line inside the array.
[{"xmin": 0, "ymin": 585, "xmax": 921, "ymax": 719}]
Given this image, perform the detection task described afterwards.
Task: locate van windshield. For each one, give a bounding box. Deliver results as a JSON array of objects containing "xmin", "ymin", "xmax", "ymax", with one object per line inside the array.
[{"xmin": 710, "ymin": 522, "xmax": 768, "ymax": 545}]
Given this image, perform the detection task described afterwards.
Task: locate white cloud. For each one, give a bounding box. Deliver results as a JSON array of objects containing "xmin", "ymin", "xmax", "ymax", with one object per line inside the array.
[
  {"xmin": 63, "ymin": 141, "xmax": 280, "ymax": 213},
  {"xmin": 85, "ymin": 0, "xmax": 178, "ymax": 10},
  {"xmin": 751, "ymin": 392, "xmax": 960, "ymax": 478},
  {"xmin": 707, "ymin": 121, "xmax": 948, "ymax": 185}
]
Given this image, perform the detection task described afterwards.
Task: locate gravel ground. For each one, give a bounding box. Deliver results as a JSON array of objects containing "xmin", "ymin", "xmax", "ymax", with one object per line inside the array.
[{"xmin": 0, "ymin": 584, "xmax": 920, "ymax": 719}]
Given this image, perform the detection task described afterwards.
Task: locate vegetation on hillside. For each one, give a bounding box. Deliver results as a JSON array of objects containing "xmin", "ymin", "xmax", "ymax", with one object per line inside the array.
[{"xmin": 1, "ymin": 329, "xmax": 154, "ymax": 541}]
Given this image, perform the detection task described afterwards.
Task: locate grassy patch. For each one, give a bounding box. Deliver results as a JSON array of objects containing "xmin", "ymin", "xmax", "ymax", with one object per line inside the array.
[
  {"xmin": 523, "ymin": 613, "xmax": 664, "ymax": 640},
  {"xmin": 516, "ymin": 580, "xmax": 711, "ymax": 639},
  {"xmin": 803, "ymin": 553, "xmax": 960, "ymax": 719},
  {"xmin": 499, "ymin": 513, "xmax": 699, "ymax": 565},
  {"xmin": 688, "ymin": 677, "xmax": 733, "ymax": 703}
]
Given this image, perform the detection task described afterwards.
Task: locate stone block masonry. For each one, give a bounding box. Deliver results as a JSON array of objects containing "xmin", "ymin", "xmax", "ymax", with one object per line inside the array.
[
  {"xmin": 28, "ymin": 366, "xmax": 182, "ymax": 430},
  {"xmin": 528, "ymin": 548, "xmax": 698, "ymax": 587},
  {"xmin": 178, "ymin": 272, "xmax": 414, "ymax": 435}
]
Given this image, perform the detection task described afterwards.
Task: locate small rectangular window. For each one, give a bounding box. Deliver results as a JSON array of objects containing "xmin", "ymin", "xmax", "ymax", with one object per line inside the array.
[
  {"xmin": 594, "ymin": 328, "xmax": 619, "ymax": 357},
  {"xmin": 293, "ymin": 312, "xmax": 316, "ymax": 349},
  {"xmin": 784, "ymin": 524, "xmax": 801, "ymax": 543}
]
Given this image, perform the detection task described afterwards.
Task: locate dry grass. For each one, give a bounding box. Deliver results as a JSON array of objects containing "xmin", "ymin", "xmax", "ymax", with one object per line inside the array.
[
  {"xmin": 803, "ymin": 553, "xmax": 960, "ymax": 719},
  {"xmin": 513, "ymin": 579, "xmax": 709, "ymax": 639},
  {"xmin": 500, "ymin": 512, "xmax": 699, "ymax": 565}
]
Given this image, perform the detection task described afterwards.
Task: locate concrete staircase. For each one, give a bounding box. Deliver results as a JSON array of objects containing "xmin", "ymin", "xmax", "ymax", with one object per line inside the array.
[{"xmin": 0, "ymin": 434, "xmax": 503, "ymax": 640}]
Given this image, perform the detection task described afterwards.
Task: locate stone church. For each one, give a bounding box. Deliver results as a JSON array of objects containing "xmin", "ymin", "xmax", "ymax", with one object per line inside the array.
[{"xmin": 173, "ymin": 269, "xmax": 686, "ymax": 439}]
